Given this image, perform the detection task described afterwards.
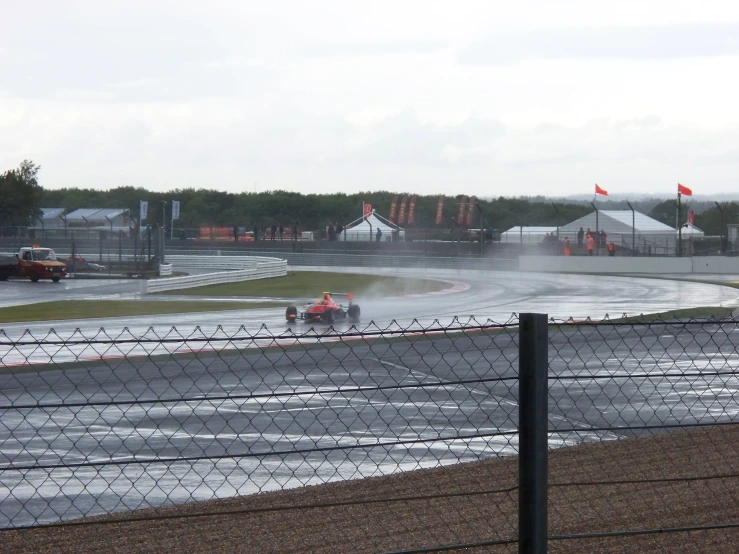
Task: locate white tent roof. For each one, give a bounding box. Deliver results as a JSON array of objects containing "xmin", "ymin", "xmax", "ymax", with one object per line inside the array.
[
  {"xmin": 679, "ymin": 223, "xmax": 705, "ymax": 236},
  {"xmin": 65, "ymin": 208, "xmax": 129, "ymax": 222},
  {"xmin": 561, "ymin": 210, "xmax": 674, "ymax": 235},
  {"xmin": 345, "ymin": 214, "xmax": 402, "ymax": 233},
  {"xmin": 501, "ymin": 226, "xmax": 557, "ymax": 235},
  {"xmin": 39, "ymin": 208, "xmax": 65, "ymax": 220}
]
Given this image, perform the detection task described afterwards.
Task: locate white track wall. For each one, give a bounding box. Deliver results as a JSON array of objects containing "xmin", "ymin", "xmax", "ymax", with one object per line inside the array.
[
  {"xmin": 518, "ymin": 256, "xmax": 739, "ymax": 274},
  {"xmin": 141, "ymin": 256, "xmax": 287, "ymax": 294}
]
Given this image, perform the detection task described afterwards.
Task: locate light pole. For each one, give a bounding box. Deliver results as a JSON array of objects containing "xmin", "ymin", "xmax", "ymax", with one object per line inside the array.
[
  {"xmin": 161, "ymin": 201, "xmax": 167, "ymax": 264},
  {"xmin": 626, "ymin": 201, "xmax": 635, "ymax": 255},
  {"xmin": 590, "ymin": 202, "xmax": 599, "ymax": 254},
  {"xmin": 716, "ymin": 201, "xmax": 725, "ymax": 254}
]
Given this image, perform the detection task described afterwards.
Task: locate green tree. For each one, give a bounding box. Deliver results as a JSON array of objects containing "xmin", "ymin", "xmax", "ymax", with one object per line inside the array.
[{"xmin": 0, "ymin": 160, "xmax": 43, "ymax": 227}]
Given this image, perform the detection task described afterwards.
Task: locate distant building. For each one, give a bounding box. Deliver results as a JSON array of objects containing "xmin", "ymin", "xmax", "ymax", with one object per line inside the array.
[
  {"xmin": 30, "ymin": 208, "xmax": 67, "ymax": 236},
  {"xmin": 64, "ymin": 209, "xmax": 133, "ymax": 237}
]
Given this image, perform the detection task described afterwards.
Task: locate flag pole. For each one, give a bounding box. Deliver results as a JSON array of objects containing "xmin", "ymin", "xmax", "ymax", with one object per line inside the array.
[{"xmin": 676, "ymin": 190, "xmax": 682, "ymax": 257}]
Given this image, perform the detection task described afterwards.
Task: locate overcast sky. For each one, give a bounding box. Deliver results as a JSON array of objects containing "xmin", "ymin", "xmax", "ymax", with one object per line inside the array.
[{"xmin": 2, "ymin": 1, "xmax": 738, "ymax": 196}]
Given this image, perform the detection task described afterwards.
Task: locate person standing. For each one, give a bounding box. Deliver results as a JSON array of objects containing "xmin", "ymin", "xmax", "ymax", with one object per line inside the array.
[
  {"xmin": 608, "ymin": 241, "xmax": 616, "ymax": 256},
  {"xmin": 587, "ymin": 233, "xmax": 595, "ymax": 256},
  {"xmin": 577, "ymin": 227, "xmax": 584, "ymax": 247},
  {"xmin": 563, "ymin": 236, "xmax": 571, "ymax": 256},
  {"xmin": 376, "ymin": 227, "xmax": 382, "ymax": 242}
]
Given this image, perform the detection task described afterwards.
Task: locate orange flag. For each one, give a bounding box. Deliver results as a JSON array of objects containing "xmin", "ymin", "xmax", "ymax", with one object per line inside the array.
[{"xmin": 678, "ymin": 183, "xmax": 692, "ymax": 196}]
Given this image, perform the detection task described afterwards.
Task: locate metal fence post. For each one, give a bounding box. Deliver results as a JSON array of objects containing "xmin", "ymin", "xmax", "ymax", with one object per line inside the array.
[{"xmin": 519, "ymin": 313, "xmax": 548, "ymax": 554}]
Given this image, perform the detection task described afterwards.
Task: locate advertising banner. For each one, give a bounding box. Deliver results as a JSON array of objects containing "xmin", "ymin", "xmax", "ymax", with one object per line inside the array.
[
  {"xmin": 466, "ymin": 196, "xmax": 477, "ymax": 226},
  {"xmin": 140, "ymin": 200, "xmax": 148, "ymax": 222},
  {"xmin": 456, "ymin": 196, "xmax": 467, "ymax": 225},
  {"xmin": 171, "ymin": 200, "xmax": 180, "ymax": 221},
  {"xmin": 363, "ymin": 203, "xmax": 372, "ymax": 219},
  {"xmin": 397, "ymin": 196, "xmax": 408, "ymax": 225},
  {"xmin": 407, "ymin": 195, "xmax": 417, "ymax": 225},
  {"xmin": 389, "ymin": 196, "xmax": 399, "ymax": 223},
  {"xmin": 435, "ymin": 196, "xmax": 444, "ymax": 225}
]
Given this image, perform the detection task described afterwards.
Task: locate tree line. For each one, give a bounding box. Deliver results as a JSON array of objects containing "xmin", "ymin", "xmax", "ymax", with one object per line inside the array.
[{"xmin": 2, "ymin": 161, "xmax": 736, "ymax": 237}]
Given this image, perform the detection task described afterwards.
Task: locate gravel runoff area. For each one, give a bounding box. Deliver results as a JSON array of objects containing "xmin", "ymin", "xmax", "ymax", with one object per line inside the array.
[{"xmin": 4, "ymin": 425, "xmax": 739, "ymax": 554}]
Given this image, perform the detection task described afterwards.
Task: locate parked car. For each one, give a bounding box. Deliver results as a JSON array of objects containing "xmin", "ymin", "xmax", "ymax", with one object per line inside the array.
[{"xmin": 65, "ymin": 257, "xmax": 106, "ymax": 272}]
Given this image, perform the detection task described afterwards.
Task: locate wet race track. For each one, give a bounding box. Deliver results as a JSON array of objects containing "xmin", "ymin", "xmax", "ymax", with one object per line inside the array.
[{"xmin": 1, "ymin": 268, "xmax": 739, "ymax": 526}]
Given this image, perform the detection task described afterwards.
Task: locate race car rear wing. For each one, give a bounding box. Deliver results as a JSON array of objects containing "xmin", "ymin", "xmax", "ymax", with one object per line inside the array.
[{"xmin": 323, "ymin": 292, "xmax": 354, "ymax": 301}]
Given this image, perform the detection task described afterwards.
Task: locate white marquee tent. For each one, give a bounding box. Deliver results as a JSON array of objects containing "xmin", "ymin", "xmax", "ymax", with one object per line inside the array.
[
  {"xmin": 499, "ymin": 226, "xmax": 558, "ymax": 244},
  {"xmin": 678, "ymin": 223, "xmax": 705, "ymax": 238},
  {"xmin": 560, "ymin": 210, "xmax": 676, "ymax": 255},
  {"xmin": 342, "ymin": 213, "xmax": 404, "ymax": 242}
]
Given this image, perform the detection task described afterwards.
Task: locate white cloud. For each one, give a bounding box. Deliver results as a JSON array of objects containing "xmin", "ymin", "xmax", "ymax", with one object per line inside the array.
[{"xmin": 1, "ymin": 1, "xmax": 738, "ymax": 196}]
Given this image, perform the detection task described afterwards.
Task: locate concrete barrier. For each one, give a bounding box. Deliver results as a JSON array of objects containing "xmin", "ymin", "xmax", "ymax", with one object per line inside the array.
[
  {"xmin": 141, "ymin": 257, "xmax": 287, "ymax": 294},
  {"xmin": 519, "ymin": 255, "xmax": 739, "ymax": 274}
]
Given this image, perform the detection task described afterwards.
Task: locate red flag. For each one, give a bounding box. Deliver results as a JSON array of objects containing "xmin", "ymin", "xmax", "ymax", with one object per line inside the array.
[
  {"xmin": 435, "ymin": 196, "xmax": 444, "ymax": 225},
  {"xmin": 457, "ymin": 196, "xmax": 468, "ymax": 225},
  {"xmin": 397, "ymin": 196, "xmax": 408, "ymax": 225},
  {"xmin": 407, "ymin": 195, "xmax": 417, "ymax": 225},
  {"xmin": 678, "ymin": 183, "xmax": 692, "ymax": 196},
  {"xmin": 466, "ymin": 196, "xmax": 477, "ymax": 226},
  {"xmin": 595, "ymin": 184, "xmax": 608, "ymax": 196},
  {"xmin": 388, "ymin": 196, "xmax": 399, "ymax": 223}
]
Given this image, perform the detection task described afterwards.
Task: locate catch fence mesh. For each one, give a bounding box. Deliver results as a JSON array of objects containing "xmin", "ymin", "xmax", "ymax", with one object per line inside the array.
[{"xmin": 0, "ymin": 316, "xmax": 738, "ymax": 552}]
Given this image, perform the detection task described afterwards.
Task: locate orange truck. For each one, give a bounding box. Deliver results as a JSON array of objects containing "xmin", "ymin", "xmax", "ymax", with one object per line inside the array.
[{"xmin": 0, "ymin": 246, "xmax": 67, "ymax": 282}]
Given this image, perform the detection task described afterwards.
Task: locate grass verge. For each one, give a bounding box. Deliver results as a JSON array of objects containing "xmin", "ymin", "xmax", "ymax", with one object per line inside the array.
[
  {"xmin": 0, "ymin": 300, "xmax": 283, "ymax": 324},
  {"xmin": 606, "ymin": 306, "xmax": 735, "ymax": 323},
  {"xmin": 162, "ymin": 271, "xmax": 450, "ymax": 298}
]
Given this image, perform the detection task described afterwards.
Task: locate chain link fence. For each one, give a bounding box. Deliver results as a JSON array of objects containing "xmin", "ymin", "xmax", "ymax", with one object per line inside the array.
[{"xmin": 1, "ymin": 315, "xmax": 738, "ymax": 552}]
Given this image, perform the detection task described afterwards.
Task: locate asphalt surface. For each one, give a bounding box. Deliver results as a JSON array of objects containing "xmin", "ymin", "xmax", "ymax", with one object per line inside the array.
[
  {"xmin": 1, "ymin": 267, "xmax": 739, "ymax": 528},
  {"xmin": 1, "ymin": 267, "xmax": 737, "ymax": 340}
]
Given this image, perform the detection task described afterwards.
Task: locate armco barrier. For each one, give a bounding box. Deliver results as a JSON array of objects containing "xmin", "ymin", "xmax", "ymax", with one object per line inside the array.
[
  {"xmin": 164, "ymin": 250, "xmax": 517, "ymax": 271},
  {"xmin": 165, "ymin": 254, "xmax": 282, "ymax": 271},
  {"xmin": 141, "ymin": 257, "xmax": 286, "ymax": 294}
]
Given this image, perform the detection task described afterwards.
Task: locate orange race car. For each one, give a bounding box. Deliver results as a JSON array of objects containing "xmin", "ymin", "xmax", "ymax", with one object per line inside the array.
[{"xmin": 286, "ymin": 292, "xmax": 360, "ymax": 324}]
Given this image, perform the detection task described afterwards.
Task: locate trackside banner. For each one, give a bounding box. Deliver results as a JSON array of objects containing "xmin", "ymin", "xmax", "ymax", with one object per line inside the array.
[
  {"xmin": 389, "ymin": 196, "xmax": 399, "ymax": 223},
  {"xmin": 456, "ymin": 196, "xmax": 467, "ymax": 225},
  {"xmin": 363, "ymin": 203, "xmax": 372, "ymax": 219},
  {"xmin": 407, "ymin": 195, "xmax": 417, "ymax": 225},
  {"xmin": 140, "ymin": 200, "xmax": 148, "ymax": 222},
  {"xmin": 435, "ymin": 196, "xmax": 444, "ymax": 225},
  {"xmin": 171, "ymin": 200, "xmax": 180, "ymax": 221},
  {"xmin": 398, "ymin": 196, "xmax": 408, "ymax": 225},
  {"xmin": 466, "ymin": 196, "xmax": 477, "ymax": 226}
]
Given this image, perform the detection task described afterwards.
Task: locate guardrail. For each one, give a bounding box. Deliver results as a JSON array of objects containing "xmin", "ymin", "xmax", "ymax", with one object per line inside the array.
[
  {"xmin": 141, "ymin": 257, "xmax": 287, "ymax": 293},
  {"xmin": 164, "ymin": 250, "xmax": 517, "ymax": 271}
]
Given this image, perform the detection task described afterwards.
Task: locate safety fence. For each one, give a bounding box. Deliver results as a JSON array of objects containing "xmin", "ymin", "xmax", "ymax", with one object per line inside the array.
[{"xmin": 1, "ymin": 316, "xmax": 738, "ymax": 552}]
